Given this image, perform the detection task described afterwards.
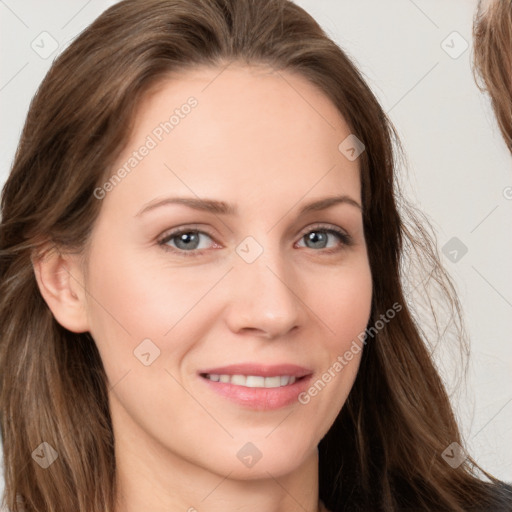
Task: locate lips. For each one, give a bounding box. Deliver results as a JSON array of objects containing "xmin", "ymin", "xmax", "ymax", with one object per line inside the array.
[{"xmin": 198, "ymin": 363, "xmax": 314, "ymax": 410}]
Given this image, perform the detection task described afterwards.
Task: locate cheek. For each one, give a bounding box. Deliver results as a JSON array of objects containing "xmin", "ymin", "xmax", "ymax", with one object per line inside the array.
[
  {"xmin": 83, "ymin": 248, "xmax": 175, "ymax": 369},
  {"xmin": 296, "ymin": 257, "xmax": 372, "ymax": 428},
  {"xmin": 83, "ymin": 244, "xmax": 229, "ymax": 376},
  {"xmin": 309, "ymin": 257, "xmax": 373, "ymax": 351}
]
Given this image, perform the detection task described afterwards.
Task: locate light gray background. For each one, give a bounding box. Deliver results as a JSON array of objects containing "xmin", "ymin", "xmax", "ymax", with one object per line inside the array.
[{"xmin": 1, "ymin": 0, "xmax": 511, "ymax": 500}]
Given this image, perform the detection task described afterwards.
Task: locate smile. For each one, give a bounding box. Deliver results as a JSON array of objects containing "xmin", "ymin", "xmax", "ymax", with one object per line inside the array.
[{"xmin": 198, "ymin": 364, "xmax": 313, "ymax": 410}]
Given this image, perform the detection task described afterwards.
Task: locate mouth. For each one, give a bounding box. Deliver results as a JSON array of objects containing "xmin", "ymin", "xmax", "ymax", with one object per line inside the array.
[{"xmin": 197, "ymin": 364, "xmax": 313, "ymax": 410}]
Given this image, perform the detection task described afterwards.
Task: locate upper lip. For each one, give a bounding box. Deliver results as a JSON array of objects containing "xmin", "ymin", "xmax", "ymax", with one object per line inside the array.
[{"xmin": 199, "ymin": 363, "xmax": 313, "ymax": 378}]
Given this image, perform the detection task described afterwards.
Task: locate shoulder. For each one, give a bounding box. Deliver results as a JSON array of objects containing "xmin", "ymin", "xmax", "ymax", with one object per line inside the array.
[{"xmin": 319, "ymin": 480, "xmax": 512, "ymax": 511}]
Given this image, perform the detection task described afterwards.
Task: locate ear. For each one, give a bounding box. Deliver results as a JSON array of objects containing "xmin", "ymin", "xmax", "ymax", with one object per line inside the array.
[{"xmin": 32, "ymin": 245, "xmax": 90, "ymax": 333}]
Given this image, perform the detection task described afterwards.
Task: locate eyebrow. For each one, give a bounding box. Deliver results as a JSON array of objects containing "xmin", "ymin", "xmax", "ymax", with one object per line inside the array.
[{"xmin": 135, "ymin": 194, "xmax": 362, "ymax": 217}]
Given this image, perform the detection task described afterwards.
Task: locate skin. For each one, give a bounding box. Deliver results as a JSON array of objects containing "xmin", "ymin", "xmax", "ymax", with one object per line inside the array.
[{"xmin": 34, "ymin": 63, "xmax": 373, "ymax": 512}]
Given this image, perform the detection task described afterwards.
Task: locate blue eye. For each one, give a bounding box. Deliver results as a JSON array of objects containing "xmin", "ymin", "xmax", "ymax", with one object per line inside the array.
[
  {"xmin": 157, "ymin": 224, "xmax": 352, "ymax": 257},
  {"xmin": 297, "ymin": 227, "xmax": 352, "ymax": 251},
  {"xmin": 159, "ymin": 229, "xmax": 215, "ymax": 255}
]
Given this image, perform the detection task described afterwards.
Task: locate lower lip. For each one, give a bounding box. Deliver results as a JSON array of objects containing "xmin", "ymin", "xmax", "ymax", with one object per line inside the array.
[{"xmin": 199, "ymin": 375, "xmax": 313, "ymax": 411}]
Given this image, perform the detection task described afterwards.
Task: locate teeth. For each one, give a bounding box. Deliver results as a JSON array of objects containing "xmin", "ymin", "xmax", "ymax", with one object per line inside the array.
[
  {"xmin": 246, "ymin": 375, "xmax": 265, "ymax": 387},
  {"xmin": 263, "ymin": 376, "xmax": 281, "ymax": 388},
  {"xmin": 231, "ymin": 374, "xmax": 246, "ymax": 386},
  {"xmin": 204, "ymin": 374, "xmax": 298, "ymax": 388}
]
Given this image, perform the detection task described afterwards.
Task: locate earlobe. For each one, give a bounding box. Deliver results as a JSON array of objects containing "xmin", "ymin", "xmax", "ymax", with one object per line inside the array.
[{"xmin": 31, "ymin": 245, "xmax": 90, "ymax": 333}]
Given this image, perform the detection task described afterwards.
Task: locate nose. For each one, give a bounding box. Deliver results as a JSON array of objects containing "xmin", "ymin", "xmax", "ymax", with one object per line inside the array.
[{"xmin": 223, "ymin": 243, "xmax": 303, "ymax": 339}]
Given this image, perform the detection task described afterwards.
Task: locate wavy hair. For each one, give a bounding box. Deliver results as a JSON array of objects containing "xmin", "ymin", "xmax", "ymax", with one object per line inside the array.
[{"xmin": 1, "ymin": 0, "xmax": 511, "ymax": 510}]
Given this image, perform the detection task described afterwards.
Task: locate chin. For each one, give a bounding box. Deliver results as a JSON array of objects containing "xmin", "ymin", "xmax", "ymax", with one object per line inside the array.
[{"xmin": 201, "ymin": 437, "xmax": 317, "ymax": 480}]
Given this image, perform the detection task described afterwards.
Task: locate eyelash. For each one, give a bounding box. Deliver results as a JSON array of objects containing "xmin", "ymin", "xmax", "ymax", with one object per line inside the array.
[{"xmin": 157, "ymin": 223, "xmax": 353, "ymax": 258}]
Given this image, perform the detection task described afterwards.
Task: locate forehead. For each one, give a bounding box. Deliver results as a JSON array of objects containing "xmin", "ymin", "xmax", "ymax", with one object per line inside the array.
[{"xmin": 103, "ymin": 63, "xmax": 361, "ymax": 214}]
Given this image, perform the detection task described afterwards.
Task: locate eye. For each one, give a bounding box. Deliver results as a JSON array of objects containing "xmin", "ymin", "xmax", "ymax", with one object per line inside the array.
[
  {"xmin": 158, "ymin": 228, "xmax": 217, "ymax": 256},
  {"xmin": 157, "ymin": 223, "xmax": 353, "ymax": 257},
  {"xmin": 296, "ymin": 224, "xmax": 352, "ymax": 252}
]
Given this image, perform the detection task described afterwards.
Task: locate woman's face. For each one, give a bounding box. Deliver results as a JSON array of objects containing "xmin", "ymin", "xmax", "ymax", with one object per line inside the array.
[{"xmin": 80, "ymin": 64, "xmax": 372, "ymax": 478}]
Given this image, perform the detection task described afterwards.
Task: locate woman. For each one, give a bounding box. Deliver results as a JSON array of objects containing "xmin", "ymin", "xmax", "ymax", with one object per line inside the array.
[{"xmin": 0, "ymin": 0, "xmax": 510, "ymax": 510}]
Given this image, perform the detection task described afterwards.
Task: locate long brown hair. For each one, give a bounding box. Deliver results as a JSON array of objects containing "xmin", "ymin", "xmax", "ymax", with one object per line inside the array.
[
  {"xmin": 473, "ymin": 0, "xmax": 512, "ymax": 154},
  {"xmin": 1, "ymin": 1, "xmax": 510, "ymax": 510}
]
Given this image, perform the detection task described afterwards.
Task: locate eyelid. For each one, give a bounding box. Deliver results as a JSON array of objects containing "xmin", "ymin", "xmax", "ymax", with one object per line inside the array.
[{"xmin": 296, "ymin": 222, "xmax": 351, "ymax": 243}]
